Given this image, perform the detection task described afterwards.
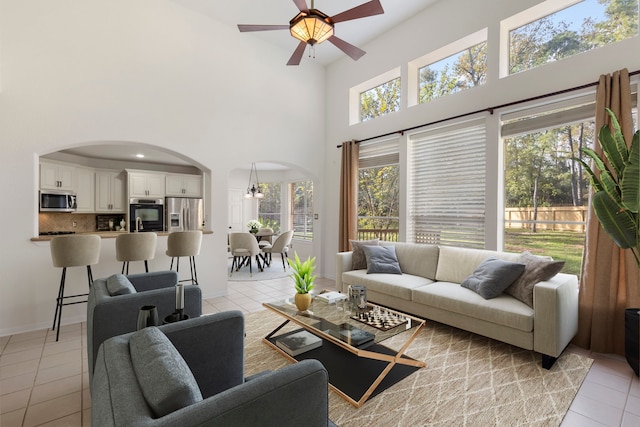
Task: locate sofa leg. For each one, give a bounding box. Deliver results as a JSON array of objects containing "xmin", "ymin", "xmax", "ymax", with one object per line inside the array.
[{"xmin": 542, "ymin": 355, "xmax": 557, "ymax": 369}]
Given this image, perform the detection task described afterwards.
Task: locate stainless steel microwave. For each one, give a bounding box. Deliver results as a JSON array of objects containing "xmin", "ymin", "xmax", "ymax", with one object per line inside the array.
[{"xmin": 40, "ymin": 190, "xmax": 77, "ymax": 212}]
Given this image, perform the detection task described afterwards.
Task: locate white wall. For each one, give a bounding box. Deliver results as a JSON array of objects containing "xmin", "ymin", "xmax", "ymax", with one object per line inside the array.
[
  {"xmin": 0, "ymin": 0, "xmax": 325, "ymax": 336},
  {"xmin": 322, "ymin": 0, "xmax": 640, "ymax": 279}
]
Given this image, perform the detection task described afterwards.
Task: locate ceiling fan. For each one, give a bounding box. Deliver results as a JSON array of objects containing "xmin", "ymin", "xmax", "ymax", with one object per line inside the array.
[{"xmin": 237, "ymin": 0, "xmax": 384, "ymax": 65}]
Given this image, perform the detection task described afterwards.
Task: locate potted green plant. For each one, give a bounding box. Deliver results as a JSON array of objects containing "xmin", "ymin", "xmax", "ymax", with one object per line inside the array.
[
  {"xmin": 247, "ymin": 219, "xmax": 262, "ymax": 234},
  {"xmin": 577, "ymin": 107, "xmax": 639, "ymax": 375},
  {"xmin": 288, "ymin": 253, "xmax": 316, "ymax": 311}
]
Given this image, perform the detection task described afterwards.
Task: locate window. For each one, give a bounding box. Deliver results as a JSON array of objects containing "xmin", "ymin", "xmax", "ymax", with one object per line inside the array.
[
  {"xmin": 290, "ymin": 180, "xmax": 313, "ymax": 240},
  {"xmin": 358, "ymin": 139, "xmax": 400, "ymax": 242},
  {"xmin": 501, "ymin": 92, "xmax": 638, "ymax": 276},
  {"xmin": 507, "ymin": 0, "xmax": 639, "ymax": 75},
  {"xmin": 258, "ymin": 182, "xmax": 281, "ymax": 233},
  {"xmin": 349, "ymin": 68, "xmax": 400, "ymax": 125},
  {"xmin": 502, "ymin": 95, "xmax": 598, "ymax": 276},
  {"xmin": 418, "ymin": 41, "xmax": 487, "ymax": 103},
  {"xmin": 360, "ymin": 77, "xmax": 401, "ymax": 122},
  {"xmin": 408, "ymin": 118, "xmax": 487, "ymax": 248}
]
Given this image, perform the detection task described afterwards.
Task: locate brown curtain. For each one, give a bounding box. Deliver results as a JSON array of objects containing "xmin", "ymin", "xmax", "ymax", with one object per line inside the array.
[
  {"xmin": 338, "ymin": 140, "xmax": 359, "ymax": 252},
  {"xmin": 574, "ymin": 68, "xmax": 640, "ymax": 355}
]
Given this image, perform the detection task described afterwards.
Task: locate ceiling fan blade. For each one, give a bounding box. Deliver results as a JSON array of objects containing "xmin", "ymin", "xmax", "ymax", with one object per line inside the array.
[
  {"xmin": 237, "ymin": 24, "xmax": 289, "ymax": 32},
  {"xmin": 328, "ymin": 36, "xmax": 366, "ymax": 61},
  {"xmin": 292, "ymin": 0, "xmax": 308, "ymax": 12},
  {"xmin": 331, "ymin": 0, "xmax": 384, "ymax": 23},
  {"xmin": 287, "ymin": 41, "xmax": 307, "ymax": 66}
]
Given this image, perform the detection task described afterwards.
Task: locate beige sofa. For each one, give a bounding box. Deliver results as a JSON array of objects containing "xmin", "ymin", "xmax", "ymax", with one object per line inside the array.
[{"xmin": 336, "ymin": 243, "xmax": 579, "ymax": 369}]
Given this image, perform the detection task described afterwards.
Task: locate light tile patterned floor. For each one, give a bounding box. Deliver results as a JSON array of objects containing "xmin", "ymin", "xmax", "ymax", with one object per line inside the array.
[{"xmin": 1, "ymin": 276, "xmax": 638, "ymax": 426}]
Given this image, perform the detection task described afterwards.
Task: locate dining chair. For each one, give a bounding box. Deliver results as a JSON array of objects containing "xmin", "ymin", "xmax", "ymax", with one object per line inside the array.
[
  {"xmin": 261, "ymin": 230, "xmax": 294, "ymax": 271},
  {"xmin": 255, "ymin": 227, "xmax": 274, "ymax": 248},
  {"xmin": 229, "ymin": 232, "xmax": 262, "ymax": 276}
]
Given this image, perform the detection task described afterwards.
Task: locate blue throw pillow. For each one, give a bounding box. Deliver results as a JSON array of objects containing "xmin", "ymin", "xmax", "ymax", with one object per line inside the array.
[
  {"xmin": 129, "ymin": 327, "xmax": 203, "ymax": 417},
  {"xmin": 461, "ymin": 257, "xmax": 525, "ymax": 299},
  {"xmin": 362, "ymin": 245, "xmax": 402, "ymax": 274},
  {"xmin": 106, "ymin": 274, "xmax": 137, "ymax": 296}
]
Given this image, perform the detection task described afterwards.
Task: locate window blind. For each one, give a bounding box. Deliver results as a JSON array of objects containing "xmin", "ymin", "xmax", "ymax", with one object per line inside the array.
[
  {"xmin": 408, "ymin": 118, "xmax": 486, "ymax": 248},
  {"xmin": 359, "ymin": 137, "xmax": 400, "ymax": 168}
]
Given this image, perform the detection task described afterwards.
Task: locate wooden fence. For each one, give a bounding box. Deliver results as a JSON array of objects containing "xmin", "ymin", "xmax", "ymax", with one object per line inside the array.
[{"xmin": 504, "ymin": 206, "xmax": 587, "ymax": 232}]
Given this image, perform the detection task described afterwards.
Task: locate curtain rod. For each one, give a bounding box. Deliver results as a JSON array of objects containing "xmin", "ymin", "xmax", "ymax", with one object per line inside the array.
[{"xmin": 337, "ymin": 68, "xmax": 640, "ymax": 148}]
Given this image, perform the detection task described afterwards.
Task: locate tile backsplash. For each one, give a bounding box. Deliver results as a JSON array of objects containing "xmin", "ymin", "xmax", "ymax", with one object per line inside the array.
[{"xmin": 39, "ymin": 212, "xmax": 97, "ymax": 233}]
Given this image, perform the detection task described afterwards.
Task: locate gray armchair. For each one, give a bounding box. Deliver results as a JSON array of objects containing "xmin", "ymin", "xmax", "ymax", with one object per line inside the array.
[
  {"xmin": 87, "ymin": 270, "xmax": 202, "ymax": 384},
  {"xmin": 91, "ymin": 311, "xmax": 335, "ymax": 427}
]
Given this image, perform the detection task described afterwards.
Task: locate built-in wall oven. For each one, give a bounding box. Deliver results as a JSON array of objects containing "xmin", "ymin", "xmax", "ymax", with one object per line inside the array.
[{"xmin": 129, "ymin": 198, "xmax": 164, "ymax": 232}]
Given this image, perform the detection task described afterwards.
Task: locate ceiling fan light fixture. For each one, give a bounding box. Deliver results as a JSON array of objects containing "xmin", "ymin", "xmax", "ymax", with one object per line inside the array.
[{"xmin": 289, "ymin": 10, "xmax": 334, "ymax": 45}]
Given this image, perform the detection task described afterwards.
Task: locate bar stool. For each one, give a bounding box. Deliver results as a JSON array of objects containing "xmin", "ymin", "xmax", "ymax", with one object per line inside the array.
[
  {"xmin": 166, "ymin": 230, "xmax": 202, "ymax": 285},
  {"xmin": 50, "ymin": 234, "xmax": 101, "ymax": 341},
  {"xmin": 115, "ymin": 232, "xmax": 157, "ymax": 274}
]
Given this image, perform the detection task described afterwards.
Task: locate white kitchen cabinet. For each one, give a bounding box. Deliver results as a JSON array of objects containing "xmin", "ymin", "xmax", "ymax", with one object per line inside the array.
[
  {"xmin": 128, "ymin": 172, "xmax": 166, "ymax": 198},
  {"xmin": 74, "ymin": 167, "xmax": 95, "ymax": 213},
  {"xmin": 166, "ymin": 174, "xmax": 202, "ymax": 197},
  {"xmin": 40, "ymin": 161, "xmax": 75, "ymax": 191},
  {"xmin": 96, "ymin": 170, "xmax": 126, "ymax": 212}
]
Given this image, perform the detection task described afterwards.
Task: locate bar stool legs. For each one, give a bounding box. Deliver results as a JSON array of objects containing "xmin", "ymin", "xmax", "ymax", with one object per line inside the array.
[
  {"xmin": 51, "ymin": 265, "xmax": 94, "ymax": 341},
  {"xmin": 169, "ymin": 256, "xmax": 198, "ymax": 285},
  {"xmin": 121, "ymin": 260, "xmax": 149, "ymax": 275}
]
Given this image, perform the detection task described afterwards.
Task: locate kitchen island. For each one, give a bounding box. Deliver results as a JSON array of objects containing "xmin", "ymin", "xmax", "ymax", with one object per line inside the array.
[{"xmin": 30, "ymin": 229, "xmax": 213, "ymax": 242}]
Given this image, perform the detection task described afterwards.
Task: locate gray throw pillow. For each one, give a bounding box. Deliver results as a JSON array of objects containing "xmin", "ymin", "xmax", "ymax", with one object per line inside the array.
[
  {"xmin": 106, "ymin": 274, "xmax": 137, "ymax": 296},
  {"xmin": 129, "ymin": 327, "xmax": 203, "ymax": 417},
  {"xmin": 461, "ymin": 257, "xmax": 525, "ymax": 299},
  {"xmin": 350, "ymin": 239, "xmax": 379, "ymax": 270},
  {"xmin": 362, "ymin": 245, "xmax": 402, "ymax": 274},
  {"xmin": 505, "ymin": 251, "xmax": 565, "ymax": 308}
]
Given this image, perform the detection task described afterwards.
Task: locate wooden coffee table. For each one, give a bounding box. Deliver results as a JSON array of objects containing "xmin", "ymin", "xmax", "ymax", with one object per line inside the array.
[{"xmin": 263, "ymin": 296, "xmax": 426, "ymax": 407}]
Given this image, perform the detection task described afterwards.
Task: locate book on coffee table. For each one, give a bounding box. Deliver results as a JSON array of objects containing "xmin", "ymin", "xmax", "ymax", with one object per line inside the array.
[
  {"xmin": 329, "ymin": 323, "xmax": 375, "ymax": 348},
  {"xmin": 275, "ymin": 329, "xmax": 322, "ymax": 356}
]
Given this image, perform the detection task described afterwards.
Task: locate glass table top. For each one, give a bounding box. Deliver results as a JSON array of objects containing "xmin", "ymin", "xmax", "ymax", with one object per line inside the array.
[{"xmin": 264, "ymin": 296, "xmax": 424, "ymax": 348}]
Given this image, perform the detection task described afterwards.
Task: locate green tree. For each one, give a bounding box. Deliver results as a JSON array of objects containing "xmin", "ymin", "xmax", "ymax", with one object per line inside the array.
[
  {"xmin": 360, "ymin": 78, "xmax": 401, "ymax": 122},
  {"xmin": 358, "ymin": 165, "xmax": 399, "ymax": 237}
]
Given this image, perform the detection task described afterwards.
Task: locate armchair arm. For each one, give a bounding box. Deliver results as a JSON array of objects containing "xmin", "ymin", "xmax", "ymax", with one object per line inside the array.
[
  {"xmin": 88, "ymin": 285, "xmax": 202, "ymax": 382},
  {"xmin": 533, "ymin": 273, "xmax": 579, "ymax": 358},
  {"xmin": 149, "ymin": 360, "xmax": 329, "ymax": 427},
  {"xmin": 128, "ymin": 270, "xmax": 178, "ymax": 292},
  {"xmin": 335, "ymin": 251, "xmax": 353, "ymax": 293}
]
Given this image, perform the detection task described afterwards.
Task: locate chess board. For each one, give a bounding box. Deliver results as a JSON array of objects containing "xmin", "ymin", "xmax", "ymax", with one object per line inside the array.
[{"xmin": 350, "ymin": 308, "xmax": 408, "ymax": 331}]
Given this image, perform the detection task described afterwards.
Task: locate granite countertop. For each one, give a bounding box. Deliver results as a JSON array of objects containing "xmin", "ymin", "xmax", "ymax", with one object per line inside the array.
[{"xmin": 31, "ymin": 230, "xmax": 213, "ymax": 242}]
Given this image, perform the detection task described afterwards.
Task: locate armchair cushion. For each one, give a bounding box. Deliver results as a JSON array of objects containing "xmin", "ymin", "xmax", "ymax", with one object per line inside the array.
[
  {"xmin": 129, "ymin": 327, "xmax": 202, "ymax": 417},
  {"xmin": 106, "ymin": 274, "xmax": 137, "ymax": 296}
]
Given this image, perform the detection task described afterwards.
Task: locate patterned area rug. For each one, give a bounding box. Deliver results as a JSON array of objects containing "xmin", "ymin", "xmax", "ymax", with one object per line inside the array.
[
  {"xmin": 227, "ymin": 257, "xmax": 290, "ymax": 281},
  {"xmin": 244, "ymin": 310, "xmax": 593, "ymax": 427}
]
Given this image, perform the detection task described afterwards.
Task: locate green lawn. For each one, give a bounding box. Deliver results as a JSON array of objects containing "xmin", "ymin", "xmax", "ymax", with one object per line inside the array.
[{"xmin": 504, "ymin": 229, "xmax": 585, "ymax": 277}]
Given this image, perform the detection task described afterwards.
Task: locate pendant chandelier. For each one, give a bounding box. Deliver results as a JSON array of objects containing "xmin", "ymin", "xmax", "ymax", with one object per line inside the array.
[{"xmin": 244, "ymin": 162, "xmax": 264, "ymax": 199}]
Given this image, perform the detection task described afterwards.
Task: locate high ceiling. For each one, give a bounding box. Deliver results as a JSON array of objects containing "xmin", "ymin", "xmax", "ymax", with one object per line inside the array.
[
  {"xmin": 170, "ymin": 0, "xmax": 441, "ymax": 66},
  {"xmin": 59, "ymin": 1, "xmax": 442, "ymax": 166}
]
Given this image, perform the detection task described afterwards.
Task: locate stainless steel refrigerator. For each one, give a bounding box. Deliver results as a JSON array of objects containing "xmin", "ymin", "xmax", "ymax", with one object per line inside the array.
[{"xmin": 165, "ymin": 197, "xmax": 204, "ymax": 232}]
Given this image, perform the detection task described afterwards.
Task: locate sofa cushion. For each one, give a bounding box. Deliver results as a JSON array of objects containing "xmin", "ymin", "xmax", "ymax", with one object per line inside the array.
[
  {"xmin": 387, "ymin": 243, "xmax": 439, "ymax": 280},
  {"xmin": 342, "ymin": 270, "xmax": 433, "ymax": 301},
  {"xmin": 505, "ymin": 252, "xmax": 565, "ymax": 308},
  {"xmin": 350, "ymin": 239, "xmax": 379, "ymax": 270},
  {"xmin": 435, "ymin": 246, "xmax": 521, "ymax": 284},
  {"xmin": 461, "ymin": 257, "xmax": 525, "ymax": 299},
  {"xmin": 129, "ymin": 327, "xmax": 203, "ymax": 417},
  {"xmin": 106, "ymin": 274, "xmax": 137, "ymax": 296},
  {"xmin": 363, "ymin": 245, "xmax": 402, "ymax": 274},
  {"xmin": 412, "ymin": 282, "xmax": 534, "ymax": 332}
]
